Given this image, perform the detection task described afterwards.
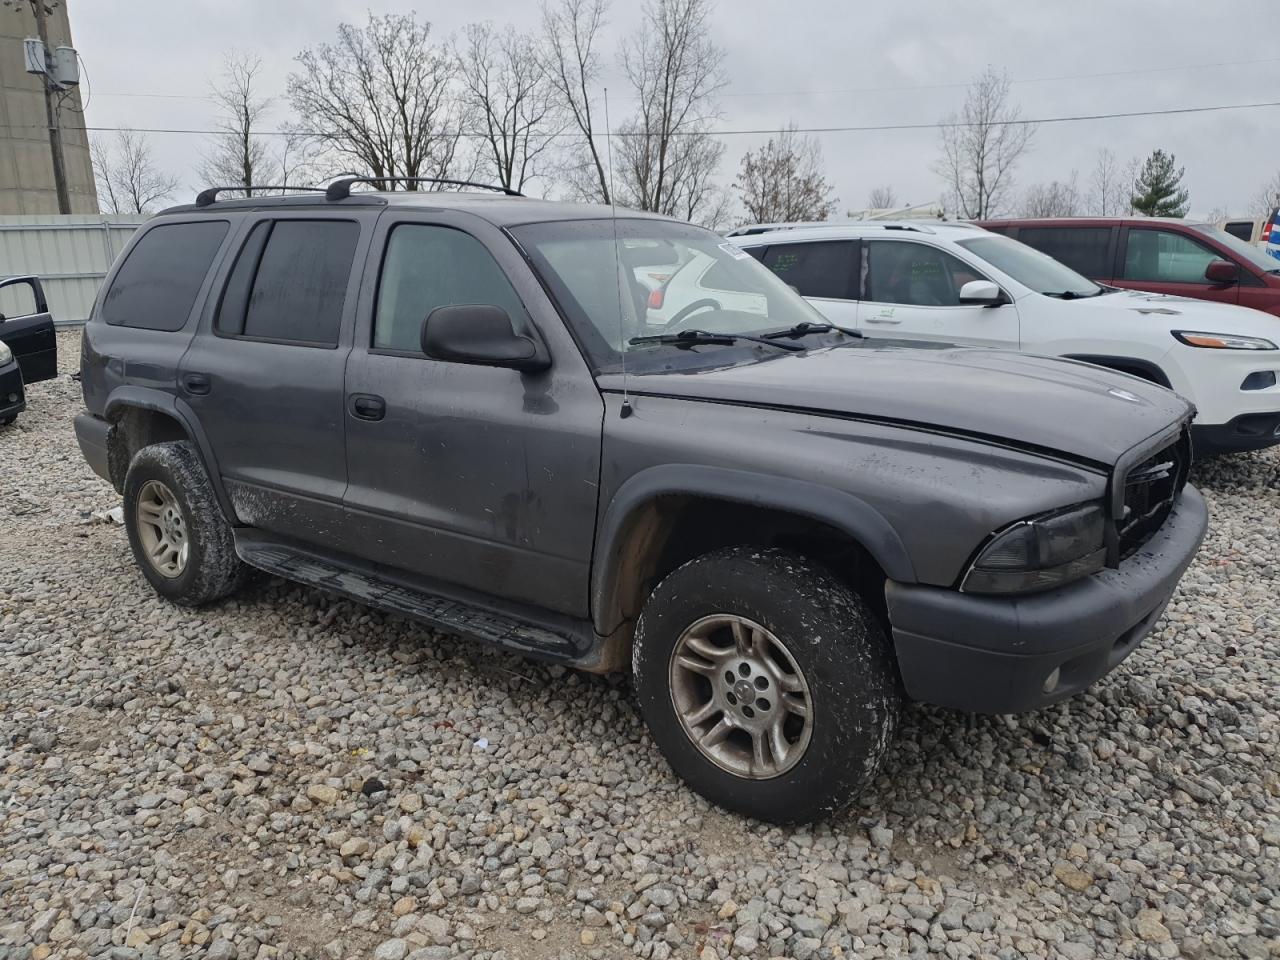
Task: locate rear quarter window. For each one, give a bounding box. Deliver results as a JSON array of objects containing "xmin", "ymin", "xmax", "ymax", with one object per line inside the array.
[{"xmin": 101, "ymin": 221, "xmax": 229, "ymax": 331}]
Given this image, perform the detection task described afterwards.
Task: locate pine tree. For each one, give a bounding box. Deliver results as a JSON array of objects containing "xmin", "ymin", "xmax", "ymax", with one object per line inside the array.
[{"xmin": 1130, "ymin": 149, "xmax": 1189, "ymax": 217}]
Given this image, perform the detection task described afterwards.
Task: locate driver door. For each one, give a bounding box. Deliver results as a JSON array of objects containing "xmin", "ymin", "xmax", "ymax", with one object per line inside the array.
[
  {"xmin": 1115, "ymin": 227, "xmax": 1241, "ymax": 306},
  {"xmin": 857, "ymin": 239, "xmax": 1019, "ymax": 348}
]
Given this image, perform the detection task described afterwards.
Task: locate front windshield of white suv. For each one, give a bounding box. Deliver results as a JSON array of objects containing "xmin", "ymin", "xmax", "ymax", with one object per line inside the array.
[{"xmin": 957, "ymin": 233, "xmax": 1104, "ymax": 299}]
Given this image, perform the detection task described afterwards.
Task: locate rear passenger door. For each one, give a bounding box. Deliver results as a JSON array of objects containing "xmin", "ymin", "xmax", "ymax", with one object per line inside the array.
[
  {"xmin": 1116, "ymin": 227, "xmax": 1240, "ymax": 305},
  {"xmin": 342, "ymin": 211, "xmax": 603, "ymax": 617},
  {"xmin": 857, "ymin": 240, "xmax": 1019, "ymax": 348},
  {"xmin": 756, "ymin": 240, "xmax": 860, "ymax": 328},
  {"xmin": 179, "ymin": 213, "xmax": 370, "ymax": 544}
]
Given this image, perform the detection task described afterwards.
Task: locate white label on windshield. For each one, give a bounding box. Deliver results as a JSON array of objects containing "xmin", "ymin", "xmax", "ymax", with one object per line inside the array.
[{"xmin": 719, "ymin": 242, "xmax": 751, "ymax": 261}]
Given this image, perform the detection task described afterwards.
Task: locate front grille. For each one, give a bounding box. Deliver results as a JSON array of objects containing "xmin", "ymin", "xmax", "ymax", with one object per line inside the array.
[{"xmin": 1116, "ymin": 428, "xmax": 1190, "ymax": 560}]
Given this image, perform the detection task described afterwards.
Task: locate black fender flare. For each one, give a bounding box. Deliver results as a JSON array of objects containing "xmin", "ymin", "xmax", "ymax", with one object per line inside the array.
[
  {"xmin": 590, "ymin": 464, "xmax": 917, "ymax": 636},
  {"xmin": 103, "ymin": 386, "xmax": 239, "ymax": 523},
  {"xmin": 1061, "ymin": 354, "xmax": 1171, "ymax": 388}
]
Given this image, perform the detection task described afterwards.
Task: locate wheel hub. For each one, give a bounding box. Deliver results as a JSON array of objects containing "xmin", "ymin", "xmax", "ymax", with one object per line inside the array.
[
  {"xmin": 668, "ymin": 613, "xmax": 813, "ymax": 780},
  {"xmin": 135, "ymin": 479, "xmax": 189, "ymax": 579}
]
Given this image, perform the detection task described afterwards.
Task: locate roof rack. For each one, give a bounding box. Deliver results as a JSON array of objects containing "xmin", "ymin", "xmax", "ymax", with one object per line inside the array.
[
  {"xmin": 324, "ymin": 176, "xmax": 524, "ymax": 201},
  {"xmin": 194, "ymin": 185, "xmax": 328, "ymax": 208}
]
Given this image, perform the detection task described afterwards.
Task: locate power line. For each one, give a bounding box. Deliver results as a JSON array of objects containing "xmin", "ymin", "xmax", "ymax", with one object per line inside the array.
[
  {"xmin": 10, "ymin": 97, "xmax": 1274, "ymax": 140},
  {"xmin": 87, "ymin": 55, "xmax": 1280, "ymax": 104}
]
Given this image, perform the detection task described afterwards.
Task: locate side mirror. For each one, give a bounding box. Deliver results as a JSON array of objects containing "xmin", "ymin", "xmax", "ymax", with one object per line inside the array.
[
  {"xmin": 1204, "ymin": 259, "xmax": 1239, "ymax": 284},
  {"xmin": 958, "ymin": 280, "xmax": 1005, "ymax": 306},
  {"xmin": 421, "ymin": 304, "xmax": 549, "ymax": 372}
]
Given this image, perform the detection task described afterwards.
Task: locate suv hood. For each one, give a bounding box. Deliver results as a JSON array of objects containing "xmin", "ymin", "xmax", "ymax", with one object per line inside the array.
[
  {"xmin": 1071, "ymin": 288, "xmax": 1278, "ymax": 334},
  {"xmin": 611, "ymin": 343, "xmax": 1192, "ymax": 466}
]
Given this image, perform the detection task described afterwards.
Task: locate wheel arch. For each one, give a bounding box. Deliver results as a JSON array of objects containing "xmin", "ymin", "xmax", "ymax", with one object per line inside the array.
[
  {"xmin": 104, "ymin": 387, "xmax": 238, "ymax": 522},
  {"xmin": 588, "ymin": 465, "xmax": 915, "ymax": 669}
]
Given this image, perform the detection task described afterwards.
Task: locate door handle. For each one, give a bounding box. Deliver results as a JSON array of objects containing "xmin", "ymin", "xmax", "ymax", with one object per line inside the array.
[
  {"xmin": 349, "ymin": 394, "xmax": 386, "ymax": 422},
  {"xmin": 864, "ymin": 316, "xmax": 901, "ymax": 324},
  {"xmin": 182, "ymin": 373, "xmax": 211, "ymax": 395}
]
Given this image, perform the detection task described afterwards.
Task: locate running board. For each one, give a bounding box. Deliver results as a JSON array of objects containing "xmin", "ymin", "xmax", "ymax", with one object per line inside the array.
[{"xmin": 235, "ymin": 534, "xmax": 587, "ymax": 662}]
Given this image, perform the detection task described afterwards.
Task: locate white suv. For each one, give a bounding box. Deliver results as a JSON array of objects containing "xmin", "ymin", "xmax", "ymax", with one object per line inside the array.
[{"xmin": 726, "ymin": 221, "xmax": 1280, "ymax": 455}]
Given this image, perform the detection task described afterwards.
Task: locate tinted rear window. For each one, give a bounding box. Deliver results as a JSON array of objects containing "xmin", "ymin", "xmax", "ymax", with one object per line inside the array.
[
  {"xmin": 1224, "ymin": 221, "xmax": 1254, "ymax": 242},
  {"xmin": 1018, "ymin": 227, "xmax": 1113, "ymax": 278},
  {"xmin": 102, "ymin": 221, "xmax": 229, "ymax": 331},
  {"xmin": 217, "ymin": 220, "xmax": 359, "ymax": 346},
  {"xmin": 760, "ymin": 241, "xmax": 857, "ymax": 299}
]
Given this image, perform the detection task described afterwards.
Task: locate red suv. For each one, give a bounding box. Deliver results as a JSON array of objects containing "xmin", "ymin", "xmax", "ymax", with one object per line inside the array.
[{"xmin": 978, "ymin": 217, "xmax": 1280, "ymax": 316}]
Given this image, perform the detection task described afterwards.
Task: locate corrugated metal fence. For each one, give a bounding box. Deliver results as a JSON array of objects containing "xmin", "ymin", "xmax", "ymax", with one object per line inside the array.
[{"xmin": 0, "ymin": 214, "xmax": 142, "ymax": 324}]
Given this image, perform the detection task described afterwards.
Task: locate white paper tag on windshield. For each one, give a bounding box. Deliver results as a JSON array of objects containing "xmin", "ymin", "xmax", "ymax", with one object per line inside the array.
[{"xmin": 719, "ymin": 242, "xmax": 751, "ymax": 261}]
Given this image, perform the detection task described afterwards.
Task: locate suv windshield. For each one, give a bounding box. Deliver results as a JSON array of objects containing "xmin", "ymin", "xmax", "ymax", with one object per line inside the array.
[
  {"xmin": 957, "ymin": 233, "xmax": 1103, "ymax": 298},
  {"xmin": 1190, "ymin": 223, "xmax": 1280, "ymax": 273},
  {"xmin": 511, "ymin": 218, "xmax": 829, "ymax": 372}
]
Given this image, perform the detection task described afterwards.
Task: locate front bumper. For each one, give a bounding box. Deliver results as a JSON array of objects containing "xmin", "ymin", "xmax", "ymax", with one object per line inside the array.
[
  {"xmin": 0, "ymin": 361, "xmax": 24, "ymax": 421},
  {"xmin": 1191, "ymin": 414, "xmax": 1280, "ymax": 455},
  {"xmin": 885, "ymin": 484, "xmax": 1207, "ymax": 714}
]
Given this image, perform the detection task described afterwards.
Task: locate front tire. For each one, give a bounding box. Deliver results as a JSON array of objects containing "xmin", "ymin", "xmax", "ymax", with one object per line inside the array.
[
  {"xmin": 123, "ymin": 441, "xmax": 245, "ymax": 606},
  {"xmin": 633, "ymin": 547, "xmax": 900, "ymax": 824}
]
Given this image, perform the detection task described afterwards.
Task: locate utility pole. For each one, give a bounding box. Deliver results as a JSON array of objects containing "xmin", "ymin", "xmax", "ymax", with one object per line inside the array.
[{"xmin": 31, "ymin": 0, "xmax": 71, "ymax": 213}]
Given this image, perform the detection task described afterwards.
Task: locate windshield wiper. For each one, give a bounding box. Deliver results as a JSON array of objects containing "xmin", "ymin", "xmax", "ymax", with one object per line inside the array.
[
  {"xmin": 629, "ymin": 329, "xmax": 804, "ymax": 352},
  {"xmin": 762, "ymin": 321, "xmax": 863, "ymax": 340}
]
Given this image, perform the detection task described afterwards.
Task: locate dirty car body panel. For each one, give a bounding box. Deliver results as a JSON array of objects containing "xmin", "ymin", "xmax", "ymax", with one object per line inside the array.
[{"xmin": 75, "ymin": 194, "xmax": 1206, "ymax": 719}]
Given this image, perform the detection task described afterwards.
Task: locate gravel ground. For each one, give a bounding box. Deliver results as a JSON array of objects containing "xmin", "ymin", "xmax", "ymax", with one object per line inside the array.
[{"xmin": 1, "ymin": 329, "xmax": 1277, "ymax": 960}]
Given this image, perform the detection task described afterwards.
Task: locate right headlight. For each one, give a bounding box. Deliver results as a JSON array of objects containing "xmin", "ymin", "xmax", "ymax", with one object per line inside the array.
[
  {"xmin": 962, "ymin": 503, "xmax": 1107, "ymax": 595},
  {"xmin": 0, "ymin": 340, "xmax": 11, "ymax": 365},
  {"xmin": 1172, "ymin": 331, "xmax": 1278, "ymax": 350}
]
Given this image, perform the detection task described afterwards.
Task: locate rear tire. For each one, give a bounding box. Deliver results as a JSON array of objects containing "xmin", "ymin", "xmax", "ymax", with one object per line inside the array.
[
  {"xmin": 0, "ymin": 415, "xmax": 15, "ymax": 427},
  {"xmin": 632, "ymin": 546, "xmax": 900, "ymax": 824},
  {"xmin": 123, "ymin": 441, "xmax": 245, "ymax": 606}
]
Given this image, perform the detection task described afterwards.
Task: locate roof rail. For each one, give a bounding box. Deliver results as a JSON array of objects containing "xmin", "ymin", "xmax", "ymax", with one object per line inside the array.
[
  {"xmin": 325, "ymin": 176, "xmax": 524, "ymax": 201},
  {"xmin": 194, "ymin": 185, "xmax": 328, "ymax": 208}
]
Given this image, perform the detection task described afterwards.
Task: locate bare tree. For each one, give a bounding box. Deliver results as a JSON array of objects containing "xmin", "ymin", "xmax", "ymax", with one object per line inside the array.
[
  {"xmin": 200, "ymin": 53, "xmax": 273, "ymax": 194},
  {"xmin": 615, "ymin": 0, "xmax": 727, "ymax": 221},
  {"xmin": 1121, "ymin": 156, "xmax": 1143, "ymax": 214},
  {"xmin": 934, "ymin": 68, "xmax": 1036, "ymax": 219},
  {"xmin": 287, "ymin": 12, "xmax": 466, "ymax": 189},
  {"xmin": 866, "ymin": 185, "xmax": 898, "ymax": 210},
  {"xmin": 1021, "ymin": 173, "xmax": 1081, "ymax": 217},
  {"xmin": 1085, "ymin": 147, "xmax": 1129, "ymax": 216},
  {"xmin": 92, "ymin": 129, "xmax": 180, "ymax": 214},
  {"xmin": 542, "ymin": 0, "xmax": 611, "ymax": 202},
  {"xmin": 1251, "ymin": 171, "xmax": 1280, "ymax": 215},
  {"xmin": 458, "ymin": 22, "xmax": 559, "ymax": 192},
  {"xmin": 735, "ymin": 125, "xmax": 837, "ymax": 224}
]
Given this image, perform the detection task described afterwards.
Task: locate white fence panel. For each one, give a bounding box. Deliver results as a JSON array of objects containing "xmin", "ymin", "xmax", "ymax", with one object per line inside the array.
[{"xmin": 0, "ymin": 215, "xmax": 143, "ymax": 323}]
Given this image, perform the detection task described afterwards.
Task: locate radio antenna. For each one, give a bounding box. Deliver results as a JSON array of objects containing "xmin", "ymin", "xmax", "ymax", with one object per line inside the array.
[{"xmin": 603, "ymin": 86, "xmax": 632, "ymax": 419}]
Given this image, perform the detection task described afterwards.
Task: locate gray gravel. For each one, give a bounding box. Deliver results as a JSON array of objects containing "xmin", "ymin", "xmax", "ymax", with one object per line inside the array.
[{"xmin": 1, "ymin": 330, "xmax": 1277, "ymax": 960}]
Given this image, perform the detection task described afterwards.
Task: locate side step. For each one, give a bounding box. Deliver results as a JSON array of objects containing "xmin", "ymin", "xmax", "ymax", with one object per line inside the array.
[{"xmin": 235, "ymin": 535, "xmax": 586, "ymax": 662}]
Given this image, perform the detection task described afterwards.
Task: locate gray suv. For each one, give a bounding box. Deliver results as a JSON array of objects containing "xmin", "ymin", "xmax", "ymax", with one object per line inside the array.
[{"xmin": 74, "ymin": 179, "xmax": 1208, "ymax": 823}]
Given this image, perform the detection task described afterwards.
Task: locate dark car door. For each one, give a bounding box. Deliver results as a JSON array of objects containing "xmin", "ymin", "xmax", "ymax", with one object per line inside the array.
[
  {"xmin": 0, "ymin": 276, "xmax": 56, "ymax": 383},
  {"xmin": 342, "ymin": 211, "xmax": 604, "ymax": 617},
  {"xmin": 1115, "ymin": 225, "xmax": 1241, "ymax": 305},
  {"xmin": 179, "ymin": 212, "xmax": 371, "ymax": 544}
]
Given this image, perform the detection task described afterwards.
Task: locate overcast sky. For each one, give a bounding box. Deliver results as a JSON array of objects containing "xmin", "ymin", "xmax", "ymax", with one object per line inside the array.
[{"xmin": 72, "ymin": 0, "xmax": 1280, "ymax": 219}]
